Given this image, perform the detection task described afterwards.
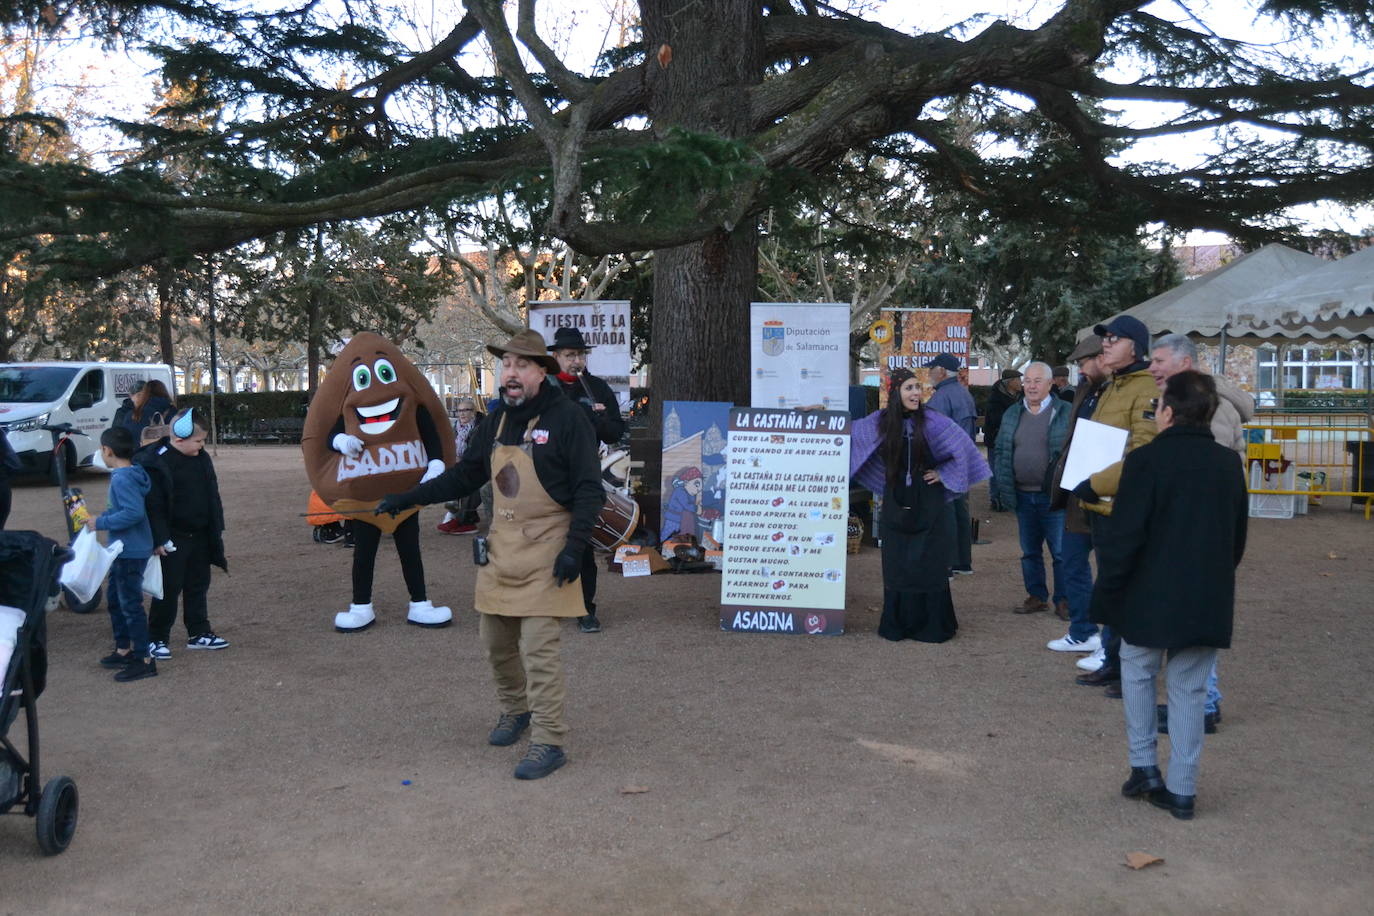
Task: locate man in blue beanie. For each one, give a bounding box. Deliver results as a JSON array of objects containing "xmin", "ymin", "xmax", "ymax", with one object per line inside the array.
[
  {"xmin": 923, "ymin": 353, "xmax": 979, "ymax": 574},
  {"xmin": 1070, "ymin": 314, "xmax": 1160, "ymax": 695}
]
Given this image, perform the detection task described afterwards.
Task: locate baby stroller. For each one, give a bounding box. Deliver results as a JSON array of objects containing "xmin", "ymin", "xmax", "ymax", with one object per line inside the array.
[{"xmin": 1, "ymin": 530, "xmax": 80, "ymax": 854}]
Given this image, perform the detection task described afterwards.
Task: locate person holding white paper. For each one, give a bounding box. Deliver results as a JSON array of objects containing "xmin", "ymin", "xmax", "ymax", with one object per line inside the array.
[{"xmin": 1068, "ymin": 315, "xmax": 1160, "ymax": 694}]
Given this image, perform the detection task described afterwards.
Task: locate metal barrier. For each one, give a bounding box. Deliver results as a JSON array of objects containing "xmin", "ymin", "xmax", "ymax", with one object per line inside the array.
[{"xmin": 1243, "ymin": 420, "xmax": 1374, "ymax": 519}]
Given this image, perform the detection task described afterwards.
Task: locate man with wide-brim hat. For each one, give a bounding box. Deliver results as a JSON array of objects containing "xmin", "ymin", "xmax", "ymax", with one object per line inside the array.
[
  {"xmin": 544, "ymin": 326, "xmax": 625, "ymax": 634},
  {"xmin": 376, "ymin": 328, "xmax": 604, "ymax": 780}
]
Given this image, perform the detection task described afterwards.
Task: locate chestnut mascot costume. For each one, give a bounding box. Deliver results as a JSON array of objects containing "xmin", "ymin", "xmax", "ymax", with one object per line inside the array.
[{"xmin": 302, "ymin": 333, "xmax": 457, "ymax": 631}]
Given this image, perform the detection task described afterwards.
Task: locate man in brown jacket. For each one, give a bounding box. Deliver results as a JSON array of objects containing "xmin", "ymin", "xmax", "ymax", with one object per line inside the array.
[
  {"xmin": 1069, "ymin": 315, "xmax": 1160, "ymax": 693},
  {"xmin": 1046, "ymin": 336, "xmax": 1109, "ymax": 657}
]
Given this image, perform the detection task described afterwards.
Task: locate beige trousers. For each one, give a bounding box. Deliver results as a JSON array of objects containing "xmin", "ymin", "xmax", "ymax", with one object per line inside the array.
[{"xmin": 478, "ymin": 613, "xmax": 567, "ymax": 746}]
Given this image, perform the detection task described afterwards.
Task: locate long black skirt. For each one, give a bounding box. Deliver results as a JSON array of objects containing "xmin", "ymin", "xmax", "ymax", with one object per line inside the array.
[{"xmin": 877, "ymin": 486, "xmax": 958, "ymax": 644}]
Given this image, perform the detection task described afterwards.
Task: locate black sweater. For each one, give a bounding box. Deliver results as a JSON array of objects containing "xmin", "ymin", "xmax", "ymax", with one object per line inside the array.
[{"xmin": 400, "ymin": 381, "xmax": 604, "ymax": 551}]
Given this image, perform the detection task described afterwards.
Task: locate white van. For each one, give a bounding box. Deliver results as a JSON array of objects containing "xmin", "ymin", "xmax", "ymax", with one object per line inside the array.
[{"xmin": 0, "ymin": 362, "xmax": 176, "ymax": 478}]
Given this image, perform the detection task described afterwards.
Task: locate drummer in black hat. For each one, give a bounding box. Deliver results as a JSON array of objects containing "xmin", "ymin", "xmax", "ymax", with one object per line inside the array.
[{"xmin": 547, "ymin": 326, "xmax": 625, "ymax": 633}]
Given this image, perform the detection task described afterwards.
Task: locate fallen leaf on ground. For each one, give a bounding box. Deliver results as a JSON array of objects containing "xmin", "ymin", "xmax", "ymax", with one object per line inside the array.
[
  {"xmin": 1124, "ymin": 852, "xmax": 1164, "ymax": 870},
  {"xmin": 620, "ymin": 785, "xmax": 650, "ymax": 795},
  {"xmin": 1327, "ymin": 552, "xmax": 1343, "ymax": 559}
]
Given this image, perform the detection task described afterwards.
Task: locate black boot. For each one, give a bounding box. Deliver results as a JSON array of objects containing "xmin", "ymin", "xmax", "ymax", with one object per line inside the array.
[
  {"xmin": 1148, "ymin": 787, "xmax": 1196, "ymax": 820},
  {"xmin": 1121, "ymin": 765, "xmax": 1164, "ymax": 797}
]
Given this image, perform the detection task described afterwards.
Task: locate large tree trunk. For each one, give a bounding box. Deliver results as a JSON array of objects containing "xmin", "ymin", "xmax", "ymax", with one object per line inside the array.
[
  {"xmin": 156, "ymin": 267, "xmax": 176, "ymax": 372},
  {"xmin": 642, "ymin": 0, "xmax": 763, "ymax": 417},
  {"xmin": 639, "ymin": 0, "xmax": 763, "ymax": 534}
]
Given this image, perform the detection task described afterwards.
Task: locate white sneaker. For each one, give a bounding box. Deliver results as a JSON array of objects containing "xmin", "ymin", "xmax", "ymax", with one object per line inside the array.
[
  {"xmin": 407, "ymin": 599, "xmax": 452, "ymax": 628},
  {"xmin": 187, "ymin": 632, "xmax": 229, "ymax": 650},
  {"xmin": 1048, "ymin": 633, "xmax": 1101, "ymax": 653},
  {"xmin": 1076, "ymin": 647, "xmax": 1106, "ymax": 671},
  {"xmin": 334, "ymin": 603, "xmax": 376, "ymax": 632},
  {"xmin": 149, "ymin": 640, "xmax": 172, "ymax": 660}
]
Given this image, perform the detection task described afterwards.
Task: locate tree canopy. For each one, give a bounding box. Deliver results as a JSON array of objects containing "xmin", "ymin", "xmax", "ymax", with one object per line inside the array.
[{"xmin": 1, "ymin": 0, "xmax": 1370, "ymax": 400}]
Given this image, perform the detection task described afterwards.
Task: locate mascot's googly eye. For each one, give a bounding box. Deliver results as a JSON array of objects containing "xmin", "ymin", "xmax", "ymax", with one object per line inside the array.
[
  {"xmin": 353, "ymin": 364, "xmax": 372, "ymax": 392},
  {"xmin": 374, "ymin": 358, "xmax": 397, "ymax": 385}
]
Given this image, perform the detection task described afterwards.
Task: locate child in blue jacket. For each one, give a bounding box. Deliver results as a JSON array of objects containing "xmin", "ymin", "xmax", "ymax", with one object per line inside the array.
[{"xmin": 91, "ymin": 426, "xmax": 159, "ymax": 682}]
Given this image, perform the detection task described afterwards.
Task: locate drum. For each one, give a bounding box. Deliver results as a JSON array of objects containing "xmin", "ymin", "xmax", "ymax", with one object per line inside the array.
[
  {"xmin": 590, "ymin": 482, "xmax": 640, "ymax": 552},
  {"xmin": 600, "ymin": 447, "xmax": 631, "ymax": 486}
]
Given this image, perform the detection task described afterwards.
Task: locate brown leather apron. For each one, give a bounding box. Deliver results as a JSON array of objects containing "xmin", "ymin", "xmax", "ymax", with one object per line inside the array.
[{"xmin": 474, "ymin": 413, "xmax": 584, "ymax": 618}]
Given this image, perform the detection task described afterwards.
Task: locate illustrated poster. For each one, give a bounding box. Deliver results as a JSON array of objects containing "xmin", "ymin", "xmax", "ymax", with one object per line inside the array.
[
  {"xmin": 529, "ymin": 300, "xmax": 632, "ymax": 410},
  {"xmin": 876, "ymin": 308, "xmax": 973, "ymax": 404},
  {"xmin": 660, "ymin": 401, "xmax": 732, "ymax": 544},
  {"xmin": 721, "ymin": 408, "xmax": 850, "ymax": 635},
  {"xmin": 750, "ymin": 302, "xmax": 849, "ymax": 411}
]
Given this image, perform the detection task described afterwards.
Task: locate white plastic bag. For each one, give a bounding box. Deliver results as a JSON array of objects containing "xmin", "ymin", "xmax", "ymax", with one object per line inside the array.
[
  {"xmin": 58, "ymin": 528, "xmax": 123, "ymax": 605},
  {"xmin": 142, "ymin": 555, "xmax": 164, "ymax": 600}
]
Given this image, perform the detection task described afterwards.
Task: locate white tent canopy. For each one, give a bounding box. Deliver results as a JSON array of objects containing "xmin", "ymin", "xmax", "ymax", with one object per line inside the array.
[
  {"xmin": 1225, "ymin": 245, "xmax": 1374, "ymax": 344},
  {"xmin": 1079, "ymin": 243, "xmax": 1324, "ymax": 343}
]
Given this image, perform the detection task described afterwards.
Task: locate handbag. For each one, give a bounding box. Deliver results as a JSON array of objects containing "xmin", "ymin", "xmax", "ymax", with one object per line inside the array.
[
  {"xmin": 142, "ymin": 555, "xmax": 164, "ymax": 600},
  {"xmin": 140, "ymin": 411, "xmax": 170, "ymax": 446},
  {"xmin": 58, "ymin": 528, "xmax": 124, "ymax": 604}
]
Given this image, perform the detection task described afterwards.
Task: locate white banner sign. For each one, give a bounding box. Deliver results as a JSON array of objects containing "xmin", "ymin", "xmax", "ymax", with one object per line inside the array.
[
  {"xmin": 750, "ymin": 302, "xmax": 849, "ymax": 411},
  {"xmin": 721, "ymin": 408, "xmax": 850, "ymax": 635},
  {"xmin": 529, "ymin": 300, "xmax": 632, "ymax": 410}
]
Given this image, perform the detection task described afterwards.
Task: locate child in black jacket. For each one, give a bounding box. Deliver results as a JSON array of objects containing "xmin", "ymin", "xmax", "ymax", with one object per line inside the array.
[{"xmin": 135, "ymin": 408, "xmax": 229, "ymax": 659}]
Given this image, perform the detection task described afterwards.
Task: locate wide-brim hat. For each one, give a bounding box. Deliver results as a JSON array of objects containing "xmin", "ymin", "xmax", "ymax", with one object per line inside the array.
[
  {"xmin": 488, "ymin": 329, "xmax": 559, "ymax": 373},
  {"xmin": 1067, "ymin": 335, "xmax": 1103, "ymax": 361},
  {"xmin": 548, "ymin": 326, "xmax": 594, "ymax": 352}
]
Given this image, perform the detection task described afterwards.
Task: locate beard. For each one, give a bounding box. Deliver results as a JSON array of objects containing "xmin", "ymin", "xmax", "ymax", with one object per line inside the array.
[{"xmin": 502, "ymin": 393, "xmax": 526, "ymax": 407}]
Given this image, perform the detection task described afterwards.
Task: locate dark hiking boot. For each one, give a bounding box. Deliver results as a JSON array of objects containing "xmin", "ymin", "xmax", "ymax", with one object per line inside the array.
[
  {"xmin": 514, "ymin": 743, "xmax": 566, "ymax": 780},
  {"xmin": 488, "ymin": 711, "xmax": 531, "ymax": 747}
]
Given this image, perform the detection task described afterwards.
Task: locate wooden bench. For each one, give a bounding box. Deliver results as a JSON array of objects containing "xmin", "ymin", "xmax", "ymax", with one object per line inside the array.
[{"xmin": 245, "ymin": 417, "xmax": 305, "ymax": 444}]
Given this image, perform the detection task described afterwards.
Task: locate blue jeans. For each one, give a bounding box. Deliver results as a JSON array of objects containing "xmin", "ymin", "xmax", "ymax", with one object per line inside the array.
[
  {"xmin": 1206, "ymin": 660, "xmax": 1222, "ymax": 715},
  {"xmin": 107, "ymin": 557, "xmax": 150, "ymax": 659},
  {"xmin": 1014, "ymin": 491, "xmax": 1064, "ymax": 603},
  {"xmin": 1060, "ymin": 527, "xmax": 1099, "ymax": 642}
]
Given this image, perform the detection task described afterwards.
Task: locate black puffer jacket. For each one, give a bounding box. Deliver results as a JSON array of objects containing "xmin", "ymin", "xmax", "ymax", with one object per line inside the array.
[{"xmin": 1089, "ymin": 425, "xmax": 1247, "ymax": 649}]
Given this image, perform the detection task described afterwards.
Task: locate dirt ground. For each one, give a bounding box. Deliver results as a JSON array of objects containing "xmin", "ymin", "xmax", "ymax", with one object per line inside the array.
[{"xmin": 2, "ymin": 445, "xmax": 1371, "ymax": 914}]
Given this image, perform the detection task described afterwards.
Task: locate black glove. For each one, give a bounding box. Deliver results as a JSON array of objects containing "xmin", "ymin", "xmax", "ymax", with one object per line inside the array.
[
  {"xmin": 1072, "ymin": 480, "xmax": 1100, "ymax": 504},
  {"xmin": 375, "ymin": 493, "xmax": 415, "ymax": 517},
  {"xmin": 553, "ymin": 545, "xmax": 583, "ymax": 586}
]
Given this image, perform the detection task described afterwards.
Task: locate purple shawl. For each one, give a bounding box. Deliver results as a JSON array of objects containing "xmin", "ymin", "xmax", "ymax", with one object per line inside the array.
[{"xmin": 850, "ymin": 408, "xmax": 991, "ymax": 500}]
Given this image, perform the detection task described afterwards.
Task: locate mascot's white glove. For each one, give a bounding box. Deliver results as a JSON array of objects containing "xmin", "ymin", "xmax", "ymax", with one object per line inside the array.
[
  {"xmin": 332, "ymin": 433, "xmax": 365, "ymax": 458},
  {"xmin": 421, "ymin": 459, "xmax": 445, "ymax": 483}
]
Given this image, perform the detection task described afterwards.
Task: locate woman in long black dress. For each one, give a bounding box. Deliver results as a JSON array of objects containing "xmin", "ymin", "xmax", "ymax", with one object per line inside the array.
[{"xmin": 850, "ymin": 369, "xmax": 991, "ymax": 642}]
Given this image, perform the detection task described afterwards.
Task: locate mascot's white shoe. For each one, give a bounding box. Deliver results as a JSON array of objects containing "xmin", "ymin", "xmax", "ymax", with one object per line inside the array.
[
  {"xmin": 407, "ymin": 600, "xmax": 453, "ymax": 628},
  {"xmin": 334, "ymin": 603, "xmax": 376, "ymax": 633}
]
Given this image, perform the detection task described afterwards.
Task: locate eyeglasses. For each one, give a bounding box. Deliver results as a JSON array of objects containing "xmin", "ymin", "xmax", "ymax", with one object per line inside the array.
[
  {"xmin": 457, "ymin": 409, "xmax": 475, "ymax": 414},
  {"xmin": 1102, "ymin": 334, "xmax": 1127, "ymax": 345}
]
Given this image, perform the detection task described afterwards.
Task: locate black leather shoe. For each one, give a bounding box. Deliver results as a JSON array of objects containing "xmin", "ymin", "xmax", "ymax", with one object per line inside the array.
[
  {"xmin": 1075, "ymin": 666, "xmax": 1120, "ymax": 687},
  {"xmin": 1104, "ymin": 682, "xmax": 1122, "ymax": 699},
  {"xmin": 1121, "ymin": 766, "xmax": 1164, "ymax": 797},
  {"xmin": 488, "ymin": 711, "xmax": 532, "ymax": 747},
  {"xmin": 1148, "ymin": 787, "xmax": 1195, "ymax": 820}
]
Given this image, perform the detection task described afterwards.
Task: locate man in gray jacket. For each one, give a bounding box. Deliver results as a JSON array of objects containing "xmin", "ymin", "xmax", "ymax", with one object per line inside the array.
[
  {"xmin": 1148, "ymin": 332, "xmax": 1252, "ymax": 733},
  {"xmin": 924, "ymin": 353, "xmax": 979, "ymax": 574}
]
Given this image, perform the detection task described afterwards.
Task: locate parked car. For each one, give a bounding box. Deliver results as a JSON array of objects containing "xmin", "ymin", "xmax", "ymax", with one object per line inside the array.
[{"xmin": 0, "ymin": 362, "xmax": 175, "ymax": 478}]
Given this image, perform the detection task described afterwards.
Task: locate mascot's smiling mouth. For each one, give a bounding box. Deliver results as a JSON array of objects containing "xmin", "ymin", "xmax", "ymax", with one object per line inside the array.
[{"xmin": 356, "ymin": 396, "xmax": 402, "ymax": 436}]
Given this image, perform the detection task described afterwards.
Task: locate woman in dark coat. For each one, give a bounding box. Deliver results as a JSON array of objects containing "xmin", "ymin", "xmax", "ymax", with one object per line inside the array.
[
  {"xmin": 115, "ymin": 379, "xmax": 176, "ymax": 442},
  {"xmin": 850, "ymin": 369, "xmax": 991, "ymax": 643},
  {"xmin": 1090, "ymin": 370, "xmax": 1247, "ymax": 821}
]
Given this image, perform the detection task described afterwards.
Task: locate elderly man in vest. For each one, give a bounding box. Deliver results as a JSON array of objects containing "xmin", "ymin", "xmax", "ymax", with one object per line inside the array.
[
  {"xmin": 992, "ymin": 362, "xmax": 1075, "ymax": 623},
  {"xmin": 378, "ymin": 330, "xmax": 604, "ymax": 780}
]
